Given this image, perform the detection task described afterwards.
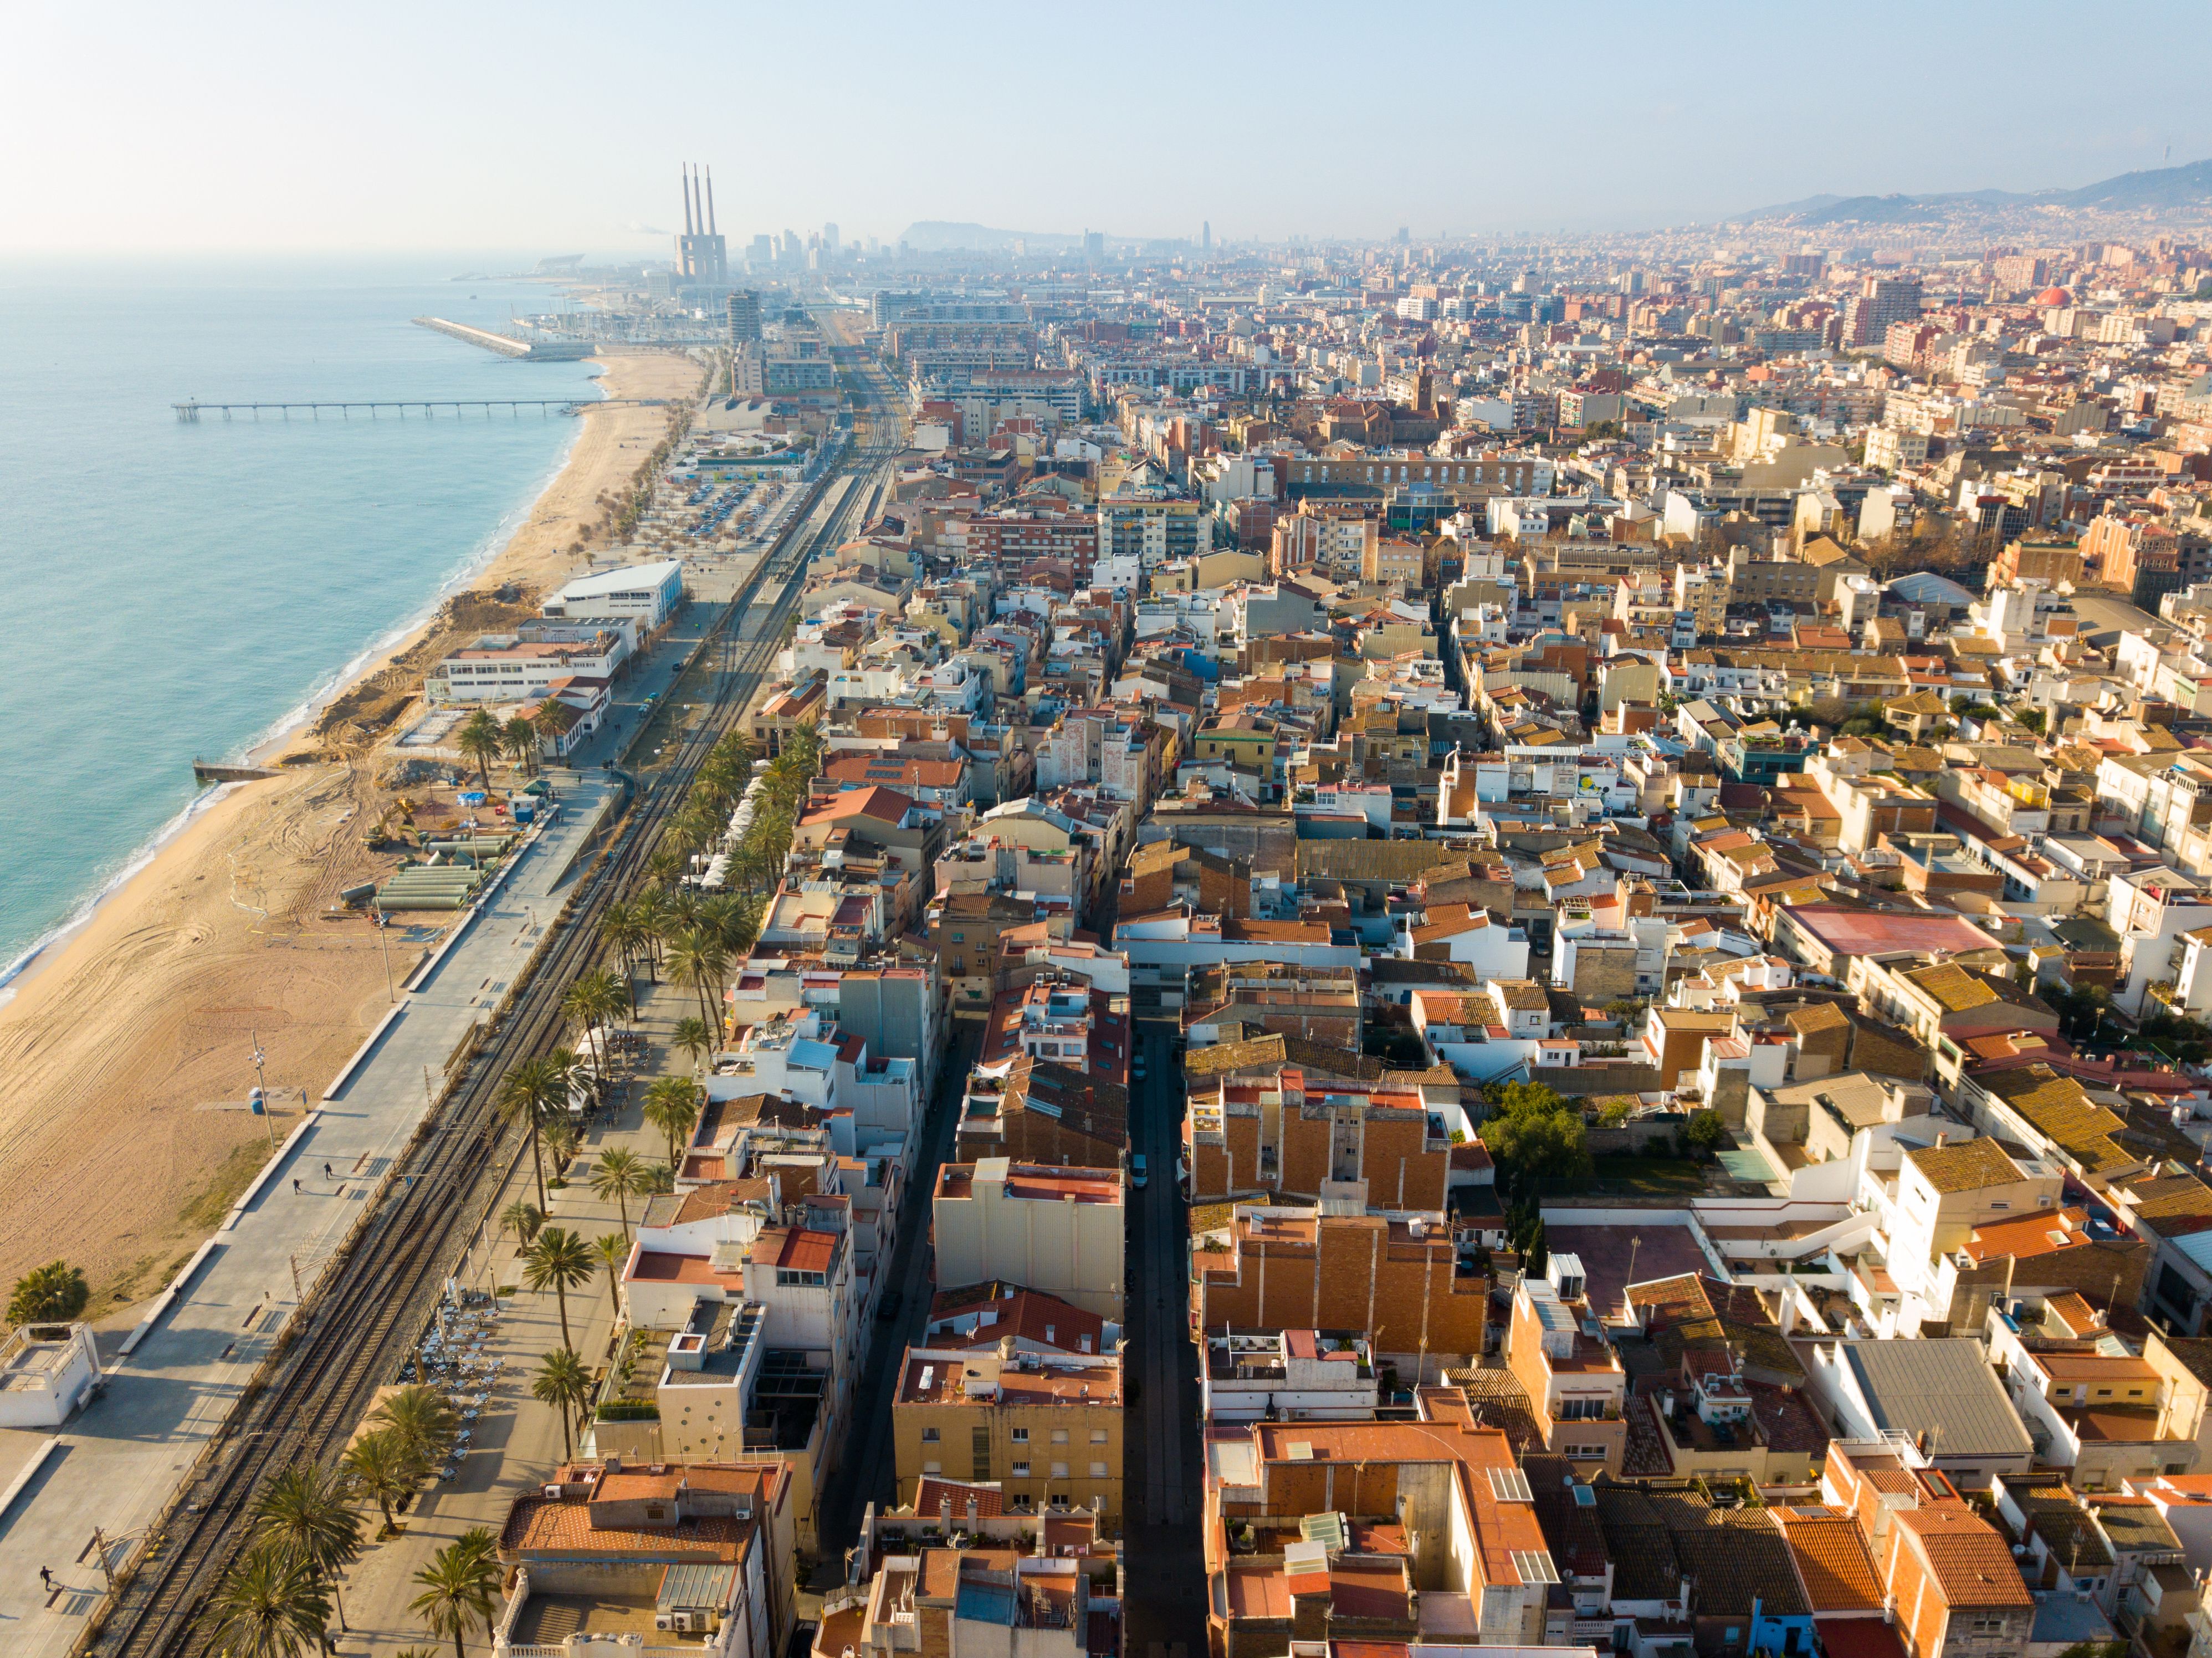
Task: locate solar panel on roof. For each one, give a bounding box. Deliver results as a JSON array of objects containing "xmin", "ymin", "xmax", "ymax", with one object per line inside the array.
[
  {"xmin": 1488, "ymin": 1466, "xmax": 1534, "ymax": 1503},
  {"xmin": 1299, "ymin": 1512, "xmax": 1347, "ymax": 1549},
  {"xmin": 1512, "ymin": 1549, "xmax": 1561, "ymax": 1585}
]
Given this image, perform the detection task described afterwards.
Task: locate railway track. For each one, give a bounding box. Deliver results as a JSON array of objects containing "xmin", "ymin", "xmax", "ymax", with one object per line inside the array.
[{"xmin": 96, "ymin": 377, "xmax": 904, "ymax": 1658}]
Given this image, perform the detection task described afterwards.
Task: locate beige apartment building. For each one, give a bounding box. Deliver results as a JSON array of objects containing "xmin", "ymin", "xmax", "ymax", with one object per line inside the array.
[
  {"xmin": 892, "ymin": 1346, "xmax": 1123, "ymax": 1518},
  {"xmin": 931, "ymin": 1159, "xmax": 1125, "ymax": 1321}
]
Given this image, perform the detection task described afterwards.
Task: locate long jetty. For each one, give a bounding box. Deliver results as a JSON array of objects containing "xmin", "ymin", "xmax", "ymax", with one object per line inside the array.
[
  {"xmin": 173, "ymin": 397, "xmax": 667, "ymax": 422},
  {"xmin": 412, "ymin": 316, "xmax": 594, "ymax": 360}
]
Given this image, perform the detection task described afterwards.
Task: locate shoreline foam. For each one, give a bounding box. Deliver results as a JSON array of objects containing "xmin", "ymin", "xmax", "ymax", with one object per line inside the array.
[
  {"xmin": 0, "ymin": 347, "xmax": 701, "ymax": 1303},
  {"xmin": 0, "ymin": 368, "xmax": 603, "ymax": 1005}
]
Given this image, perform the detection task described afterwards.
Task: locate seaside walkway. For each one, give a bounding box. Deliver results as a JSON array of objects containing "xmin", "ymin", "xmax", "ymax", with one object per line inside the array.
[{"xmin": 0, "ymin": 771, "xmax": 618, "ymax": 1658}]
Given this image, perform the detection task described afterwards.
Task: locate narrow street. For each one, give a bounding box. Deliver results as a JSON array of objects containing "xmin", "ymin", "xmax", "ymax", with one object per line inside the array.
[
  {"xmin": 1122, "ymin": 1011, "xmax": 1205, "ymax": 1657},
  {"xmin": 813, "ymin": 1024, "xmax": 981, "ymax": 1577}
]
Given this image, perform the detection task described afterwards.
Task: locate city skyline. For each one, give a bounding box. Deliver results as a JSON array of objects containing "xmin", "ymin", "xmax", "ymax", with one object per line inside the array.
[{"xmin": 6, "ymin": 0, "xmax": 2211, "ymax": 254}]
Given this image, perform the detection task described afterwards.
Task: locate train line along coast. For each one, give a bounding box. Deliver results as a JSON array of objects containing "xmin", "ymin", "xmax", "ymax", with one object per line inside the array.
[
  {"xmin": 19, "ymin": 139, "xmax": 2212, "ymax": 1658},
  {"xmin": 0, "ymin": 294, "xmax": 907, "ymax": 1656}
]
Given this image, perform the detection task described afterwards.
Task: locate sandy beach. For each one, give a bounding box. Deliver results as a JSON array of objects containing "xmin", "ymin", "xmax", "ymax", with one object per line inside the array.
[{"xmin": 0, "ymin": 349, "xmax": 703, "ymax": 1318}]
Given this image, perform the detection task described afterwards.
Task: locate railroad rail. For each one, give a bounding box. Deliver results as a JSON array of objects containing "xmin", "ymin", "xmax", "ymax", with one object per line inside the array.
[{"xmin": 96, "ymin": 367, "xmax": 903, "ymax": 1658}]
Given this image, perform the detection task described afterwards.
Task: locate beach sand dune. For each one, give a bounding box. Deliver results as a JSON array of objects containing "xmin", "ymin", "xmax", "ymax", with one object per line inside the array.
[{"xmin": 0, "ymin": 350, "xmax": 703, "ymax": 1316}]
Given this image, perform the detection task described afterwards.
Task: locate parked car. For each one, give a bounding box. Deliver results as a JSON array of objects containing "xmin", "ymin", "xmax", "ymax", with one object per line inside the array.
[{"xmin": 1130, "ymin": 1154, "xmax": 1148, "ymax": 1189}]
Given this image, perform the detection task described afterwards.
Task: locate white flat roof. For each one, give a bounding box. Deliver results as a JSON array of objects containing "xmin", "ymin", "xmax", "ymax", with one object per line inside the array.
[{"xmin": 559, "ymin": 559, "xmax": 683, "ymax": 599}]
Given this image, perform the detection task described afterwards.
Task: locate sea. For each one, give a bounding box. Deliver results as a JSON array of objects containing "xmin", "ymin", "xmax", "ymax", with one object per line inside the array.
[{"xmin": 0, "ymin": 257, "xmax": 609, "ymax": 990}]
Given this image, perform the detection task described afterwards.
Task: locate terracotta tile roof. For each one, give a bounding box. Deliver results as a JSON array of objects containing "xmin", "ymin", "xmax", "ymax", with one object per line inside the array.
[
  {"xmin": 913, "ymin": 1477, "xmax": 1006, "ymax": 1518},
  {"xmin": 1906, "ymin": 1138, "xmax": 2026, "ymax": 1196},
  {"xmin": 1778, "ymin": 1509, "xmax": 1885, "ymax": 1611},
  {"xmin": 500, "ymin": 1497, "xmax": 752, "ymax": 1561},
  {"xmin": 1895, "ymin": 1507, "xmax": 2034, "ymax": 1606}
]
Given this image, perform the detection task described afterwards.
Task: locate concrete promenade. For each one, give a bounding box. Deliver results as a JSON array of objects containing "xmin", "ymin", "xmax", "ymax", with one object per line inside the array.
[{"xmin": 0, "ymin": 770, "xmax": 618, "ymax": 1658}]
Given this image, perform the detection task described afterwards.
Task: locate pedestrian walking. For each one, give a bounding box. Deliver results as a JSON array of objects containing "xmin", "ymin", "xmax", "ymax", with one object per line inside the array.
[
  {"xmin": 40, "ymin": 1568, "xmax": 52, "ymax": 1591},
  {"xmin": 291, "ymin": 1179, "xmax": 301, "ymax": 1194}
]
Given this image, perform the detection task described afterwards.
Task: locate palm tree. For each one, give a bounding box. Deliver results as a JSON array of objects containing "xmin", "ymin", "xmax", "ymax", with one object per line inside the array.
[
  {"xmin": 207, "ymin": 1540, "xmax": 331, "ymax": 1658},
  {"xmin": 7, "ymin": 1260, "xmax": 89, "ymax": 1325},
  {"xmin": 371, "ymin": 1384, "xmax": 458, "ymax": 1475},
  {"xmin": 562, "ymin": 978, "xmax": 610, "ymax": 1091},
  {"xmin": 456, "ymin": 710, "xmax": 504, "ymax": 791},
  {"xmin": 591, "ymin": 1148, "xmax": 651, "ymax": 1238},
  {"xmin": 409, "ymin": 1538, "xmax": 499, "ymax": 1658},
  {"xmin": 629, "ymin": 888, "xmax": 669, "ymax": 980},
  {"xmin": 642, "ymin": 1076, "xmax": 704, "ymax": 1170},
  {"xmin": 448, "ymin": 1528, "xmax": 505, "ymax": 1644},
  {"xmin": 340, "ymin": 1428, "xmax": 417, "ymax": 1537},
  {"xmin": 534, "ymin": 1348, "xmax": 594, "ymax": 1462},
  {"xmin": 543, "ymin": 1119, "xmax": 581, "ymax": 1185},
  {"xmin": 499, "ymin": 1198, "xmax": 545, "ymax": 1251},
  {"xmin": 253, "ymin": 1463, "xmax": 362, "ymax": 1634},
  {"xmin": 497, "ymin": 1056, "xmax": 570, "ymax": 1211},
  {"xmin": 663, "ymin": 927, "xmax": 729, "ymax": 1036},
  {"xmin": 600, "ymin": 901, "xmax": 647, "ymax": 987},
  {"xmin": 671, "ymin": 1015, "xmax": 713, "ymax": 1072},
  {"xmin": 502, "ymin": 714, "xmax": 539, "ymax": 778},
  {"xmin": 523, "ymin": 1227, "xmax": 597, "ymax": 1351},
  {"xmin": 592, "ymin": 1231, "xmax": 628, "ymax": 1322}
]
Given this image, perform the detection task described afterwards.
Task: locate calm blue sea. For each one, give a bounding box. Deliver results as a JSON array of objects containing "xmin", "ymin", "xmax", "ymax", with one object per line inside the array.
[{"xmin": 0, "ymin": 257, "xmax": 608, "ymax": 983}]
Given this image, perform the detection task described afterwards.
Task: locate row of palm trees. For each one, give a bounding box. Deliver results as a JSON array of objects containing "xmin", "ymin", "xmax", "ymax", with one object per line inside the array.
[
  {"xmin": 197, "ymin": 724, "xmax": 831, "ymax": 1651},
  {"xmin": 208, "ymin": 1385, "xmax": 494, "ymax": 1656}
]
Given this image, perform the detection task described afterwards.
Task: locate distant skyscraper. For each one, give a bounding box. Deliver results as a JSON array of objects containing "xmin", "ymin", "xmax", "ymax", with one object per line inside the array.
[
  {"xmin": 726, "ymin": 289, "xmax": 761, "ymax": 345},
  {"xmin": 674, "ymin": 162, "xmax": 727, "ymax": 285},
  {"xmin": 749, "ymin": 233, "xmax": 772, "ymax": 269},
  {"xmin": 823, "ymin": 222, "xmax": 840, "ymax": 252},
  {"xmin": 1201, "ymin": 221, "xmax": 1211, "ymax": 252},
  {"xmin": 1083, "ymin": 230, "xmax": 1104, "ymax": 265}
]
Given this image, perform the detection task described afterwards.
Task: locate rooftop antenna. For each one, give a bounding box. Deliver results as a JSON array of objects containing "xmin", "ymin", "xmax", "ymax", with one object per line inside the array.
[
  {"xmin": 706, "ymin": 166, "xmax": 718, "ymax": 236},
  {"xmin": 682, "ymin": 164, "xmax": 695, "ymax": 237}
]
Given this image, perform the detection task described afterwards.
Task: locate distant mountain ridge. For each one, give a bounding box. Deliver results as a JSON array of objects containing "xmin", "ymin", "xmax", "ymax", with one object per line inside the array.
[
  {"xmin": 1742, "ymin": 158, "xmax": 2212, "ymax": 225},
  {"xmin": 895, "ymin": 221, "xmax": 1085, "ymax": 253}
]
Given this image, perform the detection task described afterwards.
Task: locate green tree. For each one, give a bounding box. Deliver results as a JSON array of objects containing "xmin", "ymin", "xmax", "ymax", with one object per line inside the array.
[
  {"xmin": 524, "ymin": 1227, "xmax": 597, "ymax": 1351},
  {"xmin": 1683, "ymin": 1109, "xmax": 1727, "ymax": 1156},
  {"xmin": 253, "ymin": 1463, "xmax": 362, "ymax": 1635},
  {"xmin": 643, "ymin": 1075, "xmax": 705, "ymax": 1170},
  {"xmin": 663, "ymin": 927, "xmax": 731, "ymax": 1036},
  {"xmin": 500, "ymin": 1198, "xmax": 545, "ymax": 1250},
  {"xmin": 672, "ymin": 1015, "xmax": 713, "ymax": 1072},
  {"xmin": 1481, "ymin": 1080, "xmax": 1590, "ymax": 1196},
  {"xmin": 207, "ymin": 1539, "xmax": 331, "ymax": 1658},
  {"xmin": 497, "ymin": 1055, "xmax": 571, "ymax": 1211},
  {"xmin": 8, "ymin": 1261, "xmax": 88, "ymax": 1325},
  {"xmin": 591, "ymin": 1148, "xmax": 651, "ymax": 1239},
  {"xmin": 447, "ymin": 1528, "xmax": 505, "ymax": 1644},
  {"xmin": 593, "ymin": 1230, "xmax": 628, "ymax": 1321},
  {"xmin": 409, "ymin": 1537, "xmax": 500, "ymax": 1658},
  {"xmin": 502, "ymin": 715, "xmax": 540, "ymax": 778},
  {"xmin": 456, "ymin": 710, "xmax": 504, "ymax": 791},
  {"xmin": 534, "ymin": 1348, "xmax": 594, "ymax": 1463},
  {"xmin": 370, "ymin": 1385, "xmax": 458, "ymax": 1475},
  {"xmin": 340, "ymin": 1428, "xmax": 418, "ymax": 1536}
]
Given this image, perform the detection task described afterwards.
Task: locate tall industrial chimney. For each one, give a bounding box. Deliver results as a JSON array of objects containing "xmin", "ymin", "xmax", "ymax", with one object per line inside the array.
[
  {"xmin": 705, "ymin": 166, "xmax": 718, "ymax": 236},
  {"xmin": 682, "ymin": 164, "xmax": 695, "ymax": 237}
]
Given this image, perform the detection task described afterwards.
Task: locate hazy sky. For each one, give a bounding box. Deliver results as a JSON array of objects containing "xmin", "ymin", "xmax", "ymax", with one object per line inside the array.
[{"xmin": 7, "ymin": 0, "xmax": 2210, "ymax": 255}]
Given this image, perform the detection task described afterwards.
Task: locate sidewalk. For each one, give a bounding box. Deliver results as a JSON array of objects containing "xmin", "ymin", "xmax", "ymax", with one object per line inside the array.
[{"xmin": 0, "ymin": 775, "xmax": 618, "ymax": 1658}]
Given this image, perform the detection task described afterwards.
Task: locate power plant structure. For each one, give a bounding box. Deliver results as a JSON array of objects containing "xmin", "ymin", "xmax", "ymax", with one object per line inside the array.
[{"xmin": 677, "ymin": 162, "xmax": 728, "ymax": 285}]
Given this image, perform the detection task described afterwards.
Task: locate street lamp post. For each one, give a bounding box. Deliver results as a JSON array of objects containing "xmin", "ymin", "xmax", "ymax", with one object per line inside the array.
[
  {"xmin": 373, "ymin": 910, "xmax": 395, "ymax": 1003},
  {"xmin": 250, "ymin": 1030, "xmax": 276, "ymax": 1149}
]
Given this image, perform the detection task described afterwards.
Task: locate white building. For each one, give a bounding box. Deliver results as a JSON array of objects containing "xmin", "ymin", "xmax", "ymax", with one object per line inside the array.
[{"xmin": 542, "ymin": 557, "xmax": 685, "ymax": 631}]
